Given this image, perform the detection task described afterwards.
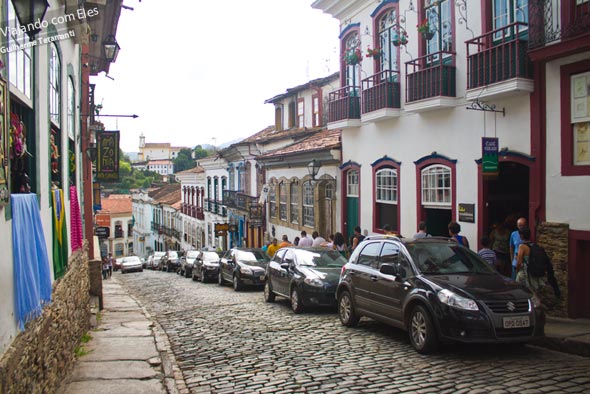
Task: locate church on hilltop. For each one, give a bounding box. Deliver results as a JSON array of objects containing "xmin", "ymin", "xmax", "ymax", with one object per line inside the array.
[{"xmin": 138, "ymin": 133, "xmax": 186, "ymax": 161}]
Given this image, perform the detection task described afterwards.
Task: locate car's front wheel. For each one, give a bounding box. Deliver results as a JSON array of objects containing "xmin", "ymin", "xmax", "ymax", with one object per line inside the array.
[
  {"xmin": 264, "ymin": 281, "xmax": 275, "ymax": 303},
  {"xmin": 408, "ymin": 305, "xmax": 438, "ymax": 354},
  {"xmin": 233, "ymin": 275, "xmax": 243, "ymax": 291},
  {"xmin": 290, "ymin": 287, "xmax": 304, "ymax": 314},
  {"xmin": 338, "ymin": 290, "xmax": 359, "ymax": 327},
  {"xmin": 200, "ymin": 270, "xmax": 207, "ymax": 283},
  {"xmin": 218, "ymin": 272, "xmax": 224, "ymax": 286}
]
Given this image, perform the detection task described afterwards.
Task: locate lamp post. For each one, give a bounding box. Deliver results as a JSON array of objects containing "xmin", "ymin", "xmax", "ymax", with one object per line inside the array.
[
  {"xmin": 12, "ymin": 0, "xmax": 49, "ymax": 41},
  {"xmin": 103, "ymin": 35, "xmax": 121, "ymax": 63},
  {"xmin": 307, "ymin": 159, "xmax": 321, "ymax": 181}
]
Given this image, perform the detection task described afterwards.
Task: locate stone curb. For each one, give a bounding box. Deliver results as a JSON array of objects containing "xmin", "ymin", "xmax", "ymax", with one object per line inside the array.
[
  {"xmin": 531, "ymin": 336, "xmax": 590, "ymax": 358},
  {"xmin": 132, "ymin": 295, "xmax": 189, "ymax": 394}
]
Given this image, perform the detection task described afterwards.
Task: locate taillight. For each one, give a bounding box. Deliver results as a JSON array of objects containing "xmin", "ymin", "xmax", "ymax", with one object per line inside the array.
[{"xmin": 341, "ymin": 265, "xmax": 346, "ymax": 276}]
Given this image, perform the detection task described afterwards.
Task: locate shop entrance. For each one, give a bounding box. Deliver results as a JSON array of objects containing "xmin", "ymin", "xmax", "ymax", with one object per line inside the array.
[{"xmin": 482, "ymin": 161, "xmax": 530, "ymax": 236}]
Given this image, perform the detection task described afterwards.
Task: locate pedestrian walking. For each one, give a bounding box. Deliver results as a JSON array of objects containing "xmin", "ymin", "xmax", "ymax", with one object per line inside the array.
[
  {"xmin": 298, "ymin": 230, "xmax": 313, "ymax": 247},
  {"xmin": 509, "ymin": 217, "xmax": 527, "ymax": 279},
  {"xmin": 279, "ymin": 234, "xmax": 292, "ymax": 248},
  {"xmin": 333, "ymin": 232, "xmax": 348, "ymax": 258},
  {"xmin": 107, "ymin": 253, "xmax": 114, "ymax": 278},
  {"xmin": 448, "ymin": 221, "xmax": 469, "ymax": 248},
  {"xmin": 312, "ymin": 231, "xmax": 326, "ymax": 246},
  {"xmin": 350, "ymin": 226, "xmax": 365, "ymax": 252},
  {"xmin": 267, "ymin": 238, "xmax": 279, "ymax": 257},
  {"xmin": 478, "ymin": 236, "xmax": 497, "ymax": 267}
]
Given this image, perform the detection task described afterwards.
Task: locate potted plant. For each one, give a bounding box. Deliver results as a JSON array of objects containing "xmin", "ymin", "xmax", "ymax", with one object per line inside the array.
[
  {"xmin": 417, "ymin": 18, "xmax": 434, "ymax": 40},
  {"xmin": 344, "ymin": 48, "xmax": 362, "ymax": 66},
  {"xmin": 366, "ymin": 45, "xmax": 383, "ymax": 59},
  {"xmin": 392, "ymin": 30, "xmax": 409, "ymax": 46}
]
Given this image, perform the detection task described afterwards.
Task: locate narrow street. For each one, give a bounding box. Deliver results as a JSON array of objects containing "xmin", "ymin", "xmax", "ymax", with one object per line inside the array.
[{"xmin": 118, "ymin": 271, "xmax": 590, "ymax": 394}]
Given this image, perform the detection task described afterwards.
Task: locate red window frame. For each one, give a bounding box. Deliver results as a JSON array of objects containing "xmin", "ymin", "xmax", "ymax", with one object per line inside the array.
[{"xmin": 372, "ymin": 158, "xmax": 401, "ymax": 234}]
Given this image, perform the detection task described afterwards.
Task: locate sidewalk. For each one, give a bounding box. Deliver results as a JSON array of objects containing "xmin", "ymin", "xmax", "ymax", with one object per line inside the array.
[
  {"xmin": 534, "ymin": 315, "xmax": 590, "ymax": 357},
  {"xmin": 59, "ymin": 276, "xmax": 185, "ymax": 394}
]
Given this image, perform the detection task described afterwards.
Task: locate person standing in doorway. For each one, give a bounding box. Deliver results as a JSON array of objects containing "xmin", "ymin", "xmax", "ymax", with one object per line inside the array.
[{"xmin": 509, "ymin": 217, "xmax": 527, "ymax": 279}]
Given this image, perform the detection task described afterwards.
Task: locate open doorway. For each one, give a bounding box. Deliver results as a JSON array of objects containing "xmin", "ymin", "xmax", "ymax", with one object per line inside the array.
[{"xmin": 482, "ymin": 161, "xmax": 530, "ymax": 236}]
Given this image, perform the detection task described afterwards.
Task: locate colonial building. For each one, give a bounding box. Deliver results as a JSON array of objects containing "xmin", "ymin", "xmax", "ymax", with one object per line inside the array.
[
  {"xmin": 198, "ymin": 154, "xmax": 229, "ymax": 250},
  {"xmin": 177, "ymin": 166, "xmax": 206, "ymax": 251},
  {"xmin": 131, "ymin": 188, "xmax": 156, "ymax": 258},
  {"xmin": 312, "ymin": 0, "xmax": 589, "ymax": 317},
  {"xmin": 95, "ymin": 194, "xmax": 133, "ymax": 257},
  {"xmin": 147, "ymin": 159, "xmax": 175, "ymax": 179},
  {"xmin": 138, "ymin": 132, "xmax": 185, "ymax": 161}
]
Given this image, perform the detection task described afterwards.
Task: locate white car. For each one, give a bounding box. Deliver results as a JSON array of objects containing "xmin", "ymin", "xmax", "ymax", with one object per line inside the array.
[
  {"xmin": 151, "ymin": 251, "xmax": 166, "ymax": 270},
  {"xmin": 121, "ymin": 256, "xmax": 143, "ymax": 274}
]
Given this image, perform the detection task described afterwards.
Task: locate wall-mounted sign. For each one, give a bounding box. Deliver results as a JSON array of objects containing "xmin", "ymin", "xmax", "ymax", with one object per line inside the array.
[
  {"xmin": 96, "ymin": 130, "xmax": 120, "ymax": 182},
  {"xmin": 95, "ymin": 226, "xmax": 110, "ymax": 239},
  {"xmin": 458, "ymin": 203, "xmax": 475, "ymax": 223},
  {"xmin": 482, "ymin": 137, "xmax": 499, "ymax": 174}
]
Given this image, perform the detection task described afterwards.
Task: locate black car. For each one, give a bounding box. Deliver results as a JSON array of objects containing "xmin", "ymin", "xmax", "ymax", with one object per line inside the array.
[
  {"xmin": 218, "ymin": 248, "xmax": 270, "ymax": 291},
  {"xmin": 161, "ymin": 250, "xmax": 181, "ymax": 272},
  {"xmin": 264, "ymin": 247, "xmax": 348, "ymax": 313},
  {"xmin": 180, "ymin": 250, "xmax": 199, "ymax": 278},
  {"xmin": 192, "ymin": 250, "xmax": 221, "ymax": 283},
  {"xmin": 337, "ymin": 235, "xmax": 545, "ymax": 354}
]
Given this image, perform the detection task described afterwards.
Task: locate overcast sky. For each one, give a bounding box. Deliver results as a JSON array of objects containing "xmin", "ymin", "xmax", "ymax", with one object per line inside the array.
[{"xmin": 91, "ymin": 1, "xmax": 341, "ymax": 153}]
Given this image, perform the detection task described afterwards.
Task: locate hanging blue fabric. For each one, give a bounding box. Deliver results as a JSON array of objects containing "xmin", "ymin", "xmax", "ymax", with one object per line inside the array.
[{"xmin": 11, "ymin": 194, "xmax": 52, "ymax": 330}]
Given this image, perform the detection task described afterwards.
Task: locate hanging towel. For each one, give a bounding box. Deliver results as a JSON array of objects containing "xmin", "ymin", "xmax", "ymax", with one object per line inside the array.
[
  {"xmin": 69, "ymin": 186, "xmax": 83, "ymax": 252},
  {"xmin": 52, "ymin": 189, "xmax": 69, "ymax": 279},
  {"xmin": 11, "ymin": 194, "xmax": 52, "ymax": 330}
]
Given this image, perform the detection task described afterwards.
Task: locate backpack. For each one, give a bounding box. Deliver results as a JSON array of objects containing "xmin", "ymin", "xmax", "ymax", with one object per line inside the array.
[{"xmin": 526, "ymin": 242, "xmax": 550, "ymax": 278}]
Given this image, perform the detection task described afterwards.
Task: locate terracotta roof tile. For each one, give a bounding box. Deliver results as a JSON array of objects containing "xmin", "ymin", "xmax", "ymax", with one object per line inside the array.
[
  {"xmin": 148, "ymin": 183, "xmax": 182, "ymax": 206},
  {"xmin": 176, "ymin": 166, "xmax": 204, "ymax": 175},
  {"xmin": 99, "ymin": 195, "xmax": 132, "ymax": 214},
  {"xmin": 258, "ymin": 129, "xmax": 341, "ymax": 158}
]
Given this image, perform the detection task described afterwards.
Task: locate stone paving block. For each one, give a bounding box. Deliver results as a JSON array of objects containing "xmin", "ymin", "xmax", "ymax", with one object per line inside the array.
[
  {"xmin": 68, "ymin": 360, "xmax": 158, "ymax": 381},
  {"xmin": 62, "ymin": 378, "xmax": 165, "ymax": 394}
]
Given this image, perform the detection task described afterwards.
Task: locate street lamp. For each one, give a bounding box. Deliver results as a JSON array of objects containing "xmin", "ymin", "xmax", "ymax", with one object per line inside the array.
[
  {"xmin": 103, "ymin": 35, "xmax": 121, "ymax": 63},
  {"xmin": 307, "ymin": 159, "xmax": 321, "ymax": 180},
  {"xmin": 12, "ymin": 0, "xmax": 49, "ymax": 41}
]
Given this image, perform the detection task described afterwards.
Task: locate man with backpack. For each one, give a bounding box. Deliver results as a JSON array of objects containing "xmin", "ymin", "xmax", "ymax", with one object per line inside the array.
[{"xmin": 515, "ymin": 227, "xmax": 561, "ymax": 298}]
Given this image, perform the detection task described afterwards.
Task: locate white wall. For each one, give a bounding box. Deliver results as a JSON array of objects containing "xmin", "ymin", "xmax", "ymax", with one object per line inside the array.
[{"xmin": 545, "ymin": 52, "xmax": 590, "ymax": 231}]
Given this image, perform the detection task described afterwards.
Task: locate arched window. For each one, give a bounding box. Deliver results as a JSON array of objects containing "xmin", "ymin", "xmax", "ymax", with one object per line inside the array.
[
  {"xmin": 303, "ymin": 181, "xmax": 314, "ymax": 227},
  {"xmin": 343, "ymin": 31, "xmax": 361, "ymax": 88},
  {"xmin": 279, "ymin": 182, "xmax": 287, "ymax": 221},
  {"xmin": 290, "ymin": 182, "xmax": 299, "ymax": 223},
  {"xmin": 378, "ymin": 8, "xmax": 400, "ymax": 78},
  {"xmin": 49, "ymin": 43, "xmax": 61, "ymax": 126},
  {"xmin": 325, "ymin": 182, "xmax": 334, "ymax": 199},
  {"xmin": 347, "ymin": 170, "xmax": 359, "ymax": 197},
  {"xmin": 421, "ymin": 165, "xmax": 451, "ymax": 206},
  {"xmin": 269, "ymin": 183, "xmax": 277, "ymax": 218},
  {"xmin": 423, "ymin": 0, "xmax": 454, "ymax": 60},
  {"xmin": 375, "ymin": 168, "xmax": 398, "ymax": 231}
]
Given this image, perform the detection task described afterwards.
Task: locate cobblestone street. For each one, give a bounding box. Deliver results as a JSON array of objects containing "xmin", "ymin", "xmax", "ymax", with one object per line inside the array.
[{"xmin": 118, "ymin": 271, "xmax": 590, "ymax": 394}]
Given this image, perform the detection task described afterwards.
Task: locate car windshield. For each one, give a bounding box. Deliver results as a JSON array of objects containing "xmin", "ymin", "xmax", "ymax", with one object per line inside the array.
[
  {"xmin": 406, "ymin": 243, "xmax": 497, "ymax": 275},
  {"xmin": 235, "ymin": 250, "xmax": 270, "ymax": 265},
  {"xmin": 203, "ymin": 252, "xmax": 220, "ymax": 261},
  {"xmin": 168, "ymin": 251, "xmax": 178, "ymax": 259},
  {"xmin": 186, "ymin": 251, "xmax": 199, "ymax": 258},
  {"xmin": 154, "ymin": 252, "xmax": 165, "ymax": 258},
  {"xmin": 295, "ymin": 249, "xmax": 348, "ymax": 268},
  {"xmin": 124, "ymin": 256, "xmax": 141, "ymax": 263}
]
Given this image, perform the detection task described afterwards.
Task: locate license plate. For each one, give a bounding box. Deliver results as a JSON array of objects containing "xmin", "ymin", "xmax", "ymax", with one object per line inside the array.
[
  {"xmin": 503, "ymin": 316, "xmax": 530, "ymax": 329},
  {"xmin": 259, "ymin": 275, "xmax": 265, "ymax": 281}
]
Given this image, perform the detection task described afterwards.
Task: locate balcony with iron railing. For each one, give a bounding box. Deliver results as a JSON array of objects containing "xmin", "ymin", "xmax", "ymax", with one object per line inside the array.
[
  {"xmin": 466, "ymin": 22, "xmax": 533, "ymax": 101},
  {"xmin": 405, "ymin": 51, "xmax": 457, "ymax": 112},
  {"xmin": 361, "ymin": 70, "xmax": 401, "ymax": 122},
  {"xmin": 223, "ymin": 190, "xmax": 257, "ymax": 213},
  {"xmin": 529, "ymin": 0, "xmax": 590, "ymax": 51},
  {"xmin": 327, "ymin": 85, "xmax": 361, "ymax": 129}
]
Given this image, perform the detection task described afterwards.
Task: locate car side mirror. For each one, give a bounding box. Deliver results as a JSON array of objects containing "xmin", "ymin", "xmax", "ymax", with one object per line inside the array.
[
  {"xmin": 280, "ymin": 262, "xmax": 289, "ymax": 270},
  {"xmin": 380, "ymin": 263, "xmax": 397, "ymax": 276}
]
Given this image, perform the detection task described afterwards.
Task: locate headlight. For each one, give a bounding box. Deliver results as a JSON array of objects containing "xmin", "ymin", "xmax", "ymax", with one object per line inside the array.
[
  {"xmin": 304, "ymin": 277, "xmax": 324, "ymax": 287},
  {"xmin": 437, "ymin": 289, "xmax": 479, "ymax": 311},
  {"xmin": 240, "ymin": 267, "xmax": 253, "ymax": 275},
  {"xmin": 205, "ymin": 262, "xmax": 218, "ymax": 268}
]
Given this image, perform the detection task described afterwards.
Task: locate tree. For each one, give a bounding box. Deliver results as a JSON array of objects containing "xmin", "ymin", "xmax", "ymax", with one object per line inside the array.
[
  {"xmin": 174, "ymin": 148, "xmax": 196, "ymax": 173},
  {"xmin": 193, "ymin": 145, "xmax": 210, "ymax": 160}
]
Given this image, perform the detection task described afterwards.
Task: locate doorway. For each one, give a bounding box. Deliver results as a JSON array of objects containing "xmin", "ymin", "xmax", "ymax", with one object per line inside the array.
[
  {"xmin": 424, "ymin": 208, "xmax": 452, "ymax": 237},
  {"xmin": 482, "ymin": 161, "xmax": 530, "ymax": 236}
]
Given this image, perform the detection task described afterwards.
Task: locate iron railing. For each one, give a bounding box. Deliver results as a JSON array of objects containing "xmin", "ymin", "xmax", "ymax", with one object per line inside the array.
[
  {"xmin": 466, "ymin": 22, "xmax": 532, "ymax": 89},
  {"xmin": 328, "ymin": 85, "xmax": 361, "ymax": 122},
  {"xmin": 405, "ymin": 51, "xmax": 456, "ymax": 102},
  {"xmin": 529, "ymin": 0, "xmax": 590, "ymax": 49},
  {"xmin": 361, "ymin": 70, "xmax": 401, "ymax": 113}
]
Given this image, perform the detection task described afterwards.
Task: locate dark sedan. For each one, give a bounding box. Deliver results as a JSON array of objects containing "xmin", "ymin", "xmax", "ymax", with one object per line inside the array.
[
  {"xmin": 218, "ymin": 248, "xmax": 270, "ymax": 291},
  {"xmin": 264, "ymin": 247, "xmax": 347, "ymax": 313},
  {"xmin": 192, "ymin": 250, "xmax": 221, "ymax": 283},
  {"xmin": 336, "ymin": 235, "xmax": 545, "ymax": 354}
]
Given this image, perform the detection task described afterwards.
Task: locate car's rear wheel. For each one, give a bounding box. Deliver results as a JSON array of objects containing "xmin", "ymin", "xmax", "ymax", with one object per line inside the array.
[
  {"xmin": 408, "ymin": 305, "xmax": 438, "ymax": 354},
  {"xmin": 264, "ymin": 281, "xmax": 275, "ymax": 303},
  {"xmin": 290, "ymin": 287, "xmax": 304, "ymax": 314},
  {"xmin": 338, "ymin": 290, "xmax": 359, "ymax": 327},
  {"xmin": 218, "ymin": 272, "xmax": 224, "ymax": 286},
  {"xmin": 233, "ymin": 275, "xmax": 243, "ymax": 291}
]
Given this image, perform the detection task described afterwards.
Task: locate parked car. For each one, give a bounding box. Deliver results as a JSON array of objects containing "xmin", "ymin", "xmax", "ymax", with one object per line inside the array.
[
  {"xmin": 192, "ymin": 250, "xmax": 221, "ymax": 283},
  {"xmin": 180, "ymin": 250, "xmax": 199, "ymax": 278},
  {"xmin": 148, "ymin": 251, "xmax": 165, "ymax": 270},
  {"xmin": 218, "ymin": 248, "xmax": 270, "ymax": 291},
  {"xmin": 264, "ymin": 247, "xmax": 347, "ymax": 313},
  {"xmin": 120, "ymin": 256, "xmax": 143, "ymax": 274},
  {"xmin": 162, "ymin": 250, "xmax": 181, "ymax": 272},
  {"xmin": 113, "ymin": 257, "xmax": 124, "ymax": 272},
  {"xmin": 336, "ymin": 235, "xmax": 545, "ymax": 354}
]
